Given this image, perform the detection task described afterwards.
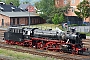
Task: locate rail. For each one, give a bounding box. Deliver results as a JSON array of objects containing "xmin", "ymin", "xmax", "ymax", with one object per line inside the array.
[{"xmin": 0, "ymin": 42, "xmax": 89, "ymax": 60}]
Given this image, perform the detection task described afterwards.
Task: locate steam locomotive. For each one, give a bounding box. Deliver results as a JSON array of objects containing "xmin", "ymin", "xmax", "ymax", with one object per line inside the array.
[{"xmin": 4, "ymin": 26, "xmax": 87, "ymax": 54}]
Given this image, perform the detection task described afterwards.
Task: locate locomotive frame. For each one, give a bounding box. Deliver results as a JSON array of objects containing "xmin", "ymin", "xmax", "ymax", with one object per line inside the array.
[{"xmin": 4, "ymin": 26, "xmax": 87, "ymax": 54}]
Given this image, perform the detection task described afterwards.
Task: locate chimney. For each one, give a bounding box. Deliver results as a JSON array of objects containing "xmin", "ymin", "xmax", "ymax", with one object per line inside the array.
[
  {"xmin": 10, "ymin": 2, "xmax": 13, "ymax": 5},
  {"xmin": 11, "ymin": 7, "xmax": 15, "ymax": 12},
  {"xmin": 0, "ymin": 6, "xmax": 4, "ymax": 12},
  {"xmin": 0, "ymin": 2, "xmax": 5, "ymax": 5},
  {"xmin": 20, "ymin": 8, "xmax": 24, "ymax": 12}
]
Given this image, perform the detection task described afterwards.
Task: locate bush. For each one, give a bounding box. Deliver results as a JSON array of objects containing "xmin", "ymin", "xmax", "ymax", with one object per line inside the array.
[{"xmin": 46, "ymin": 19, "xmax": 53, "ymax": 24}]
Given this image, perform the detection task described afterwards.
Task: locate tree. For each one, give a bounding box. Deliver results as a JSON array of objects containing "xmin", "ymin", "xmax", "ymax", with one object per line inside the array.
[
  {"xmin": 35, "ymin": 0, "xmax": 70, "ymax": 24},
  {"xmin": 0, "ymin": 0, "xmax": 2, "ymax": 2},
  {"xmin": 22, "ymin": 0, "xmax": 29, "ymax": 4},
  {"xmin": 52, "ymin": 13, "xmax": 65, "ymax": 24},
  {"xmin": 35, "ymin": 0, "xmax": 55, "ymax": 20},
  {"xmin": 52, "ymin": 13, "xmax": 59, "ymax": 24},
  {"xmin": 59, "ymin": 13, "xmax": 65, "ymax": 23},
  {"xmin": 5, "ymin": 0, "xmax": 20, "ymax": 6},
  {"xmin": 75, "ymin": 0, "xmax": 90, "ymax": 21},
  {"xmin": 35, "ymin": 0, "xmax": 54, "ymax": 13},
  {"xmin": 0, "ymin": 0, "xmax": 5, "ymax": 2}
]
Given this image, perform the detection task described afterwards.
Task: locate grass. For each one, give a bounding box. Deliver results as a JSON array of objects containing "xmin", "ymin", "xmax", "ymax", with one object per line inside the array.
[
  {"xmin": 80, "ymin": 32, "xmax": 90, "ymax": 36},
  {"xmin": 0, "ymin": 48, "xmax": 61, "ymax": 60},
  {"xmin": 86, "ymin": 33, "xmax": 90, "ymax": 36}
]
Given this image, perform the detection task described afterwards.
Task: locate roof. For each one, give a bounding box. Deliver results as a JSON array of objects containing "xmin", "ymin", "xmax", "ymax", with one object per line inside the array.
[
  {"xmin": 18, "ymin": 4, "xmax": 36, "ymax": 12},
  {"xmin": 0, "ymin": 2, "xmax": 25, "ymax": 12},
  {"xmin": 0, "ymin": 12, "xmax": 39, "ymax": 17},
  {"xmin": 18, "ymin": 4, "xmax": 30, "ymax": 10},
  {"xmin": 0, "ymin": 4, "xmax": 23, "ymax": 12}
]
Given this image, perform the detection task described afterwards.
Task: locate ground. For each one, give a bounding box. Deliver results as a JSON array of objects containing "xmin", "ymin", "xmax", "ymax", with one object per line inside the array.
[{"xmin": 0, "ymin": 48, "xmax": 62, "ymax": 60}]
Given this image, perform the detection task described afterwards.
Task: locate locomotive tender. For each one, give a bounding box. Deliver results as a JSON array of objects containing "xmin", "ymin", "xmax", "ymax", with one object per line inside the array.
[{"xmin": 4, "ymin": 26, "xmax": 87, "ymax": 54}]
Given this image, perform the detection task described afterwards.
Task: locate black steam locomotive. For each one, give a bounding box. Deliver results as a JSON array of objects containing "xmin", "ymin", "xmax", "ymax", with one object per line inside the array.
[{"xmin": 4, "ymin": 26, "xmax": 87, "ymax": 54}]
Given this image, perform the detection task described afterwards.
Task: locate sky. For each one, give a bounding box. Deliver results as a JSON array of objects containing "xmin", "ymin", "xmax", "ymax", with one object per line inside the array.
[{"xmin": 20, "ymin": 0, "xmax": 40, "ymax": 5}]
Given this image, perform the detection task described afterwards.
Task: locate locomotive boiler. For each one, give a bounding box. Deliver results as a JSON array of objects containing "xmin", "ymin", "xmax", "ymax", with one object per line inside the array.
[{"xmin": 4, "ymin": 26, "xmax": 87, "ymax": 54}]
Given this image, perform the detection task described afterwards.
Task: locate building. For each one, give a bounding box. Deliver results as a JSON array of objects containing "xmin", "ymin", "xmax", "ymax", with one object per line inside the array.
[
  {"xmin": 0, "ymin": 12, "xmax": 45, "ymax": 26},
  {"xmin": 18, "ymin": 4, "xmax": 36, "ymax": 12},
  {"xmin": 0, "ymin": 2, "xmax": 45, "ymax": 26},
  {"xmin": 55, "ymin": 0, "xmax": 90, "ymax": 25},
  {"xmin": 0, "ymin": 2, "xmax": 36, "ymax": 12}
]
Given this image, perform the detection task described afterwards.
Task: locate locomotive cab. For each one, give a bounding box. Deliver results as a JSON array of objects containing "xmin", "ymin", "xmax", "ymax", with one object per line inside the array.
[{"xmin": 4, "ymin": 27, "xmax": 24, "ymax": 42}]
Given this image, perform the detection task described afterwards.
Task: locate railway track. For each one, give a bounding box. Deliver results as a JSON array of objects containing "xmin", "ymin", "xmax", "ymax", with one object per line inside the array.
[
  {"xmin": 0, "ymin": 29, "xmax": 90, "ymax": 60},
  {"xmin": 0, "ymin": 41, "xmax": 90, "ymax": 60}
]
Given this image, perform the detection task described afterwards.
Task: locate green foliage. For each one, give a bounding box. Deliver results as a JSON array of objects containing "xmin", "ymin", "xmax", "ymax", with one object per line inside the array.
[
  {"xmin": 52, "ymin": 13, "xmax": 65, "ymax": 24},
  {"xmin": 22, "ymin": 2, "xmax": 29, "ymax": 4},
  {"xmin": 62, "ymin": 2, "xmax": 70, "ymax": 14},
  {"xmin": 5, "ymin": 0, "xmax": 20, "ymax": 6},
  {"xmin": 59, "ymin": 13, "xmax": 65, "ymax": 23},
  {"xmin": 80, "ymin": 32, "xmax": 90, "ymax": 36},
  {"xmin": 52, "ymin": 14, "xmax": 59, "ymax": 24},
  {"xmin": 75, "ymin": 0, "xmax": 90, "ymax": 20},
  {"xmin": 86, "ymin": 33, "xmax": 90, "ymax": 36},
  {"xmin": 35, "ymin": 0, "xmax": 70, "ymax": 24},
  {"xmin": 22, "ymin": 0, "xmax": 29, "ymax": 4},
  {"xmin": 35, "ymin": 0, "xmax": 55, "ymax": 23},
  {"xmin": 35, "ymin": 0, "xmax": 54, "ymax": 14},
  {"xmin": 0, "ymin": 0, "xmax": 5, "ymax": 2},
  {"xmin": 46, "ymin": 19, "xmax": 53, "ymax": 24}
]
